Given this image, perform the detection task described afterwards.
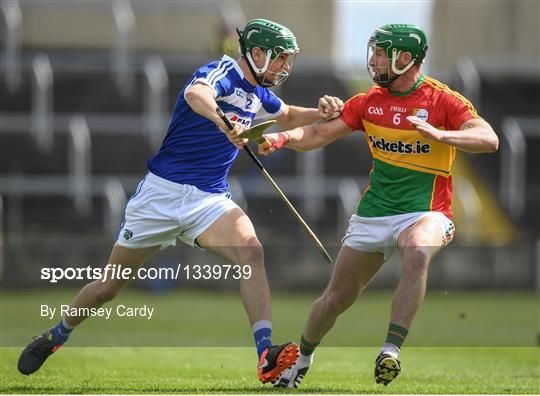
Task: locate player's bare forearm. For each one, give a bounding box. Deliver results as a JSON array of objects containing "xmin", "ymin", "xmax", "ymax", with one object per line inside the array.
[
  {"xmin": 276, "ymin": 96, "xmax": 344, "ymax": 129},
  {"xmin": 407, "ymin": 116, "xmax": 499, "ymax": 153},
  {"xmin": 185, "ymin": 83, "xmax": 229, "ymax": 131},
  {"xmin": 280, "ymin": 125, "xmax": 317, "ymax": 151},
  {"xmin": 277, "ymin": 106, "xmax": 321, "ymax": 129},
  {"xmin": 260, "ymin": 118, "xmax": 353, "ymax": 155},
  {"xmin": 439, "ymin": 123, "xmax": 499, "ymax": 153}
]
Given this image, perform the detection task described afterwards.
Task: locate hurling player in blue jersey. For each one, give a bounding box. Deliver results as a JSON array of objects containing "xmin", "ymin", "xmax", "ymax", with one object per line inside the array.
[{"xmin": 18, "ymin": 18, "xmax": 343, "ymax": 384}]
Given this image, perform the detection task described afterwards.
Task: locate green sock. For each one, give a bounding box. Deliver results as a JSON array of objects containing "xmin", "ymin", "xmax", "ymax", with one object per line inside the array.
[
  {"xmin": 300, "ymin": 334, "xmax": 320, "ymax": 356},
  {"xmin": 385, "ymin": 323, "xmax": 409, "ymax": 349}
]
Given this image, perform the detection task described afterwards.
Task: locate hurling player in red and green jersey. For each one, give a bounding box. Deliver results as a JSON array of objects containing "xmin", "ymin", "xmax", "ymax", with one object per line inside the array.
[{"xmin": 229, "ymin": 24, "xmax": 499, "ymax": 388}]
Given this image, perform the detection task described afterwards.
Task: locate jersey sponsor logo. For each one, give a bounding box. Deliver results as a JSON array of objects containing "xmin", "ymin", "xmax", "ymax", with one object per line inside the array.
[
  {"xmin": 390, "ymin": 105, "xmax": 407, "ymax": 113},
  {"xmin": 413, "ymin": 108, "xmax": 429, "ymax": 121},
  {"xmin": 228, "ymin": 113, "xmax": 252, "ymax": 127},
  {"xmin": 368, "ymin": 106, "xmax": 384, "ymax": 115},
  {"xmin": 368, "ymin": 135, "xmax": 431, "ymax": 154}
]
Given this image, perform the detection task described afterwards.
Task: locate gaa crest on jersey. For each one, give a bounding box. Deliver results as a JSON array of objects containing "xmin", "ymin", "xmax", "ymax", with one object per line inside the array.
[
  {"xmin": 413, "ymin": 108, "xmax": 429, "ymax": 121},
  {"xmin": 368, "ymin": 106, "xmax": 384, "ymax": 116}
]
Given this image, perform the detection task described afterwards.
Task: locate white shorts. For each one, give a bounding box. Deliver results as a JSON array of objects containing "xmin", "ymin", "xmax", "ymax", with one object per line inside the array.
[
  {"xmin": 341, "ymin": 211, "xmax": 455, "ymax": 261},
  {"xmin": 116, "ymin": 172, "xmax": 239, "ymax": 250}
]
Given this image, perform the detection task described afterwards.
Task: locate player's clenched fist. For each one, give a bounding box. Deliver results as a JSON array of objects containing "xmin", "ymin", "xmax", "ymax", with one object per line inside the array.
[
  {"xmin": 318, "ymin": 95, "xmax": 344, "ymax": 120},
  {"xmin": 224, "ymin": 122, "xmax": 248, "ymax": 149}
]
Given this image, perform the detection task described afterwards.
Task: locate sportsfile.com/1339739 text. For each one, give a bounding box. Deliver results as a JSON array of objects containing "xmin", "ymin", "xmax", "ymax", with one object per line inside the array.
[{"xmin": 40, "ymin": 264, "xmax": 252, "ymax": 283}]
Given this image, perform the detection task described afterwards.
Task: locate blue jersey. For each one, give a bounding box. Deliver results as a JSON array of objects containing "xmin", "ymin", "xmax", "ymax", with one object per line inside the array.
[{"xmin": 147, "ymin": 55, "xmax": 285, "ymax": 193}]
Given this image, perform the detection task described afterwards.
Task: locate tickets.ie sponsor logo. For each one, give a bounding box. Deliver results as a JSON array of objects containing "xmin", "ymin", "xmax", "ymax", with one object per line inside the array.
[{"xmin": 369, "ymin": 135, "xmax": 431, "ymax": 154}]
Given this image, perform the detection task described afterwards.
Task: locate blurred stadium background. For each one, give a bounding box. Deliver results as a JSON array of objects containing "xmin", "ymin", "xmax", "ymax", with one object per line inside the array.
[{"xmin": 0, "ymin": 0, "xmax": 539, "ymax": 348}]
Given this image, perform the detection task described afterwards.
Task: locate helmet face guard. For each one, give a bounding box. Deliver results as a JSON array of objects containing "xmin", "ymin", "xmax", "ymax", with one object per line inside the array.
[
  {"xmin": 256, "ymin": 48, "xmax": 297, "ymax": 87},
  {"xmin": 367, "ymin": 41, "xmax": 395, "ymax": 88},
  {"xmin": 238, "ymin": 19, "xmax": 300, "ymax": 87},
  {"xmin": 366, "ymin": 24, "xmax": 428, "ymax": 87}
]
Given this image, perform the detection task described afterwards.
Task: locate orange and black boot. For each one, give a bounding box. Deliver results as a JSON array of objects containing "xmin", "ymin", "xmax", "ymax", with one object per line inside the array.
[{"xmin": 257, "ymin": 342, "xmax": 299, "ymax": 383}]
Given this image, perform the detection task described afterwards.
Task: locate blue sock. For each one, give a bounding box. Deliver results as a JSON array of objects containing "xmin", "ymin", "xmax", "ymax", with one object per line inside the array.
[
  {"xmin": 51, "ymin": 317, "xmax": 74, "ymax": 345},
  {"xmin": 252, "ymin": 320, "xmax": 272, "ymax": 359}
]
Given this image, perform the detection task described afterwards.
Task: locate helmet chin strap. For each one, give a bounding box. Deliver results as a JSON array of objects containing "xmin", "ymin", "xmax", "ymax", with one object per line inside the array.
[
  {"xmin": 390, "ymin": 49, "xmax": 416, "ymax": 75},
  {"xmin": 245, "ymin": 50, "xmax": 274, "ymax": 87},
  {"xmin": 237, "ymin": 29, "xmax": 274, "ymax": 87},
  {"xmin": 246, "ymin": 50, "xmax": 272, "ymax": 75}
]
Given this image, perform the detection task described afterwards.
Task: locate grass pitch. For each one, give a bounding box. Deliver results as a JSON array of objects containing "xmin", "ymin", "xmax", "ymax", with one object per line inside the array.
[
  {"xmin": 1, "ymin": 288, "xmax": 539, "ymax": 393},
  {"xmin": 1, "ymin": 346, "xmax": 538, "ymax": 394}
]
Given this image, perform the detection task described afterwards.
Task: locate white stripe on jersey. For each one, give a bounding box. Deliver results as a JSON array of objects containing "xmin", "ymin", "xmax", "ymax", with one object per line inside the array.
[
  {"xmin": 208, "ymin": 63, "xmax": 234, "ymax": 87},
  {"xmin": 183, "ymin": 62, "xmax": 233, "ymax": 99},
  {"xmin": 207, "ymin": 60, "xmax": 233, "ymax": 86}
]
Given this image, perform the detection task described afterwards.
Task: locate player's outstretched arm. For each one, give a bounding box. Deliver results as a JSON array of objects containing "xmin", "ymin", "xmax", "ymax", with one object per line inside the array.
[
  {"xmin": 407, "ymin": 116, "xmax": 499, "ymax": 153},
  {"xmin": 276, "ymin": 95, "xmax": 344, "ymax": 130},
  {"xmin": 259, "ymin": 117, "xmax": 353, "ymax": 156}
]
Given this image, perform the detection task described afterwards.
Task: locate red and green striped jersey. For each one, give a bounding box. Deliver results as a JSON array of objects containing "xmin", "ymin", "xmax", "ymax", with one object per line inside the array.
[{"xmin": 340, "ymin": 75, "xmax": 480, "ymax": 219}]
